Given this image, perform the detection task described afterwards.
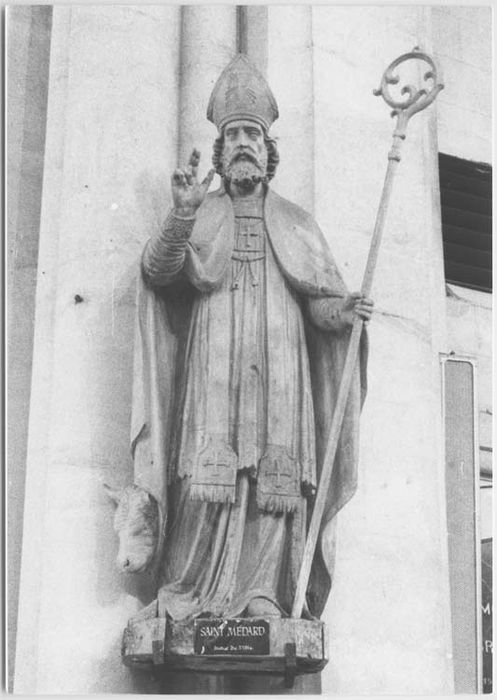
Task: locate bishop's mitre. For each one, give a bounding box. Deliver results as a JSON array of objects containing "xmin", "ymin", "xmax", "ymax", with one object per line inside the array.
[{"xmin": 207, "ymin": 54, "xmax": 279, "ymax": 133}]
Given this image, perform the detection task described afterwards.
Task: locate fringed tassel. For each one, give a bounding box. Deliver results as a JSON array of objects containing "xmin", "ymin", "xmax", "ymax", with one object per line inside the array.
[
  {"xmin": 256, "ymin": 491, "xmax": 301, "ymax": 514},
  {"xmin": 188, "ymin": 482, "xmax": 236, "ymax": 505}
]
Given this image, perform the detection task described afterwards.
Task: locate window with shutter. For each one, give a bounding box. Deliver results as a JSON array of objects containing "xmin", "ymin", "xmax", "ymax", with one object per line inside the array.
[{"xmin": 439, "ymin": 153, "xmax": 492, "ymax": 293}]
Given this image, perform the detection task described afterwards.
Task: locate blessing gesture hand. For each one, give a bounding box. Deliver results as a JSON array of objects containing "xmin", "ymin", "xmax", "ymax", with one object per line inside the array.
[{"xmin": 172, "ymin": 149, "xmax": 215, "ymax": 218}]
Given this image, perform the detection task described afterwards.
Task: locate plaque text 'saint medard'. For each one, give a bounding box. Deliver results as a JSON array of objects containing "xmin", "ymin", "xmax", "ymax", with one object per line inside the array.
[{"xmin": 198, "ymin": 625, "xmax": 267, "ymax": 637}]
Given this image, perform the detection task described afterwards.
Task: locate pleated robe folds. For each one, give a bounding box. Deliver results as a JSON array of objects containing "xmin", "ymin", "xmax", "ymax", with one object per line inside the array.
[{"xmin": 131, "ymin": 186, "xmax": 367, "ymax": 619}]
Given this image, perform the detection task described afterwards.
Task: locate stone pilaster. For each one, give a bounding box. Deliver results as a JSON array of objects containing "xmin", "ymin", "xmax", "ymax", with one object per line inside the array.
[
  {"xmin": 14, "ymin": 6, "xmax": 181, "ymax": 693},
  {"xmin": 310, "ymin": 6, "xmax": 453, "ymax": 694},
  {"xmin": 267, "ymin": 6, "xmax": 315, "ymax": 213},
  {"xmin": 177, "ymin": 6, "xmax": 237, "ymax": 173},
  {"xmin": 7, "ymin": 7, "xmax": 52, "ymax": 690}
]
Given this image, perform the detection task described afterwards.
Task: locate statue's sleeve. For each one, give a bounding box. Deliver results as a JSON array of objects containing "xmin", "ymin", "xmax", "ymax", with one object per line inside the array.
[
  {"xmin": 306, "ymin": 296, "xmax": 350, "ymax": 333},
  {"xmin": 142, "ymin": 210, "xmax": 196, "ymax": 286}
]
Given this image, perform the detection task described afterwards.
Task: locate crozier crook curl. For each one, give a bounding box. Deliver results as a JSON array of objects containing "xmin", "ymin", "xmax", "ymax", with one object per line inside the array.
[{"xmin": 373, "ymin": 46, "xmax": 444, "ymax": 141}]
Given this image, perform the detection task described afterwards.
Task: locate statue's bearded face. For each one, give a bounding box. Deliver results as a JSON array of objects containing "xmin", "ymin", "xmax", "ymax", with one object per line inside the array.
[{"xmin": 221, "ymin": 119, "xmax": 268, "ymax": 192}]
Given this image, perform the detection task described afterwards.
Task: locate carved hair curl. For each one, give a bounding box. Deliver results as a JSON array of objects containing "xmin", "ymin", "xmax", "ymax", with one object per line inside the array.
[{"xmin": 212, "ymin": 130, "xmax": 280, "ymax": 182}]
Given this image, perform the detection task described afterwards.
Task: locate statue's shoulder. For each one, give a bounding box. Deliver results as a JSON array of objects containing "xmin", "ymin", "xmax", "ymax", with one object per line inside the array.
[
  {"xmin": 205, "ymin": 188, "xmax": 229, "ymax": 204},
  {"xmin": 196, "ymin": 188, "xmax": 231, "ymax": 218},
  {"xmin": 266, "ymin": 188, "xmax": 319, "ymax": 235},
  {"xmin": 190, "ymin": 189, "xmax": 232, "ymax": 246},
  {"xmin": 205, "ymin": 188, "xmax": 226, "ymax": 201}
]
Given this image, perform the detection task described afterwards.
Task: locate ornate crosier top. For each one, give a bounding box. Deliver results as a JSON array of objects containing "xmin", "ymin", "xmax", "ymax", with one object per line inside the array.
[{"xmin": 374, "ymin": 46, "xmax": 444, "ymax": 161}]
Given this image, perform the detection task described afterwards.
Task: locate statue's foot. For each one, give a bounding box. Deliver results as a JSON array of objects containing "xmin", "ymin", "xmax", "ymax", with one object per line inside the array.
[{"xmin": 246, "ymin": 596, "xmax": 282, "ymax": 618}]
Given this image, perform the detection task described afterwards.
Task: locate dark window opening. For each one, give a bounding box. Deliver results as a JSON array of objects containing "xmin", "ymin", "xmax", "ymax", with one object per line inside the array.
[
  {"xmin": 482, "ymin": 536, "xmax": 493, "ymax": 693},
  {"xmin": 439, "ymin": 153, "xmax": 492, "ymax": 293}
]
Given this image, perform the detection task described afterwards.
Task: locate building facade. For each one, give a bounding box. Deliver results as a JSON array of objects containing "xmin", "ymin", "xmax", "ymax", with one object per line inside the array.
[{"xmin": 7, "ymin": 5, "xmax": 492, "ymax": 694}]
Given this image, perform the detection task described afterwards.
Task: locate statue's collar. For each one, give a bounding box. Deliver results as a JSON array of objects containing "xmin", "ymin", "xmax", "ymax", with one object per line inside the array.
[{"xmin": 216, "ymin": 180, "xmax": 269, "ymax": 199}]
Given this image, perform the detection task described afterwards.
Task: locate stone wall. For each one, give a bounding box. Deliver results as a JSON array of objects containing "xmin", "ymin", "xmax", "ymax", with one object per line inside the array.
[
  {"xmin": 433, "ymin": 3, "xmax": 492, "ymax": 465},
  {"xmin": 12, "ymin": 5, "xmax": 492, "ymax": 694},
  {"xmin": 7, "ymin": 5, "xmax": 52, "ymax": 691},
  {"xmin": 434, "ymin": 7, "xmax": 492, "ymax": 692},
  {"xmin": 13, "ymin": 7, "xmax": 183, "ymax": 693},
  {"xmin": 304, "ymin": 7, "xmax": 452, "ymax": 694},
  {"xmin": 433, "ymin": 6, "xmax": 492, "ymax": 164},
  {"xmin": 446, "ymin": 286, "xmax": 492, "ymax": 472}
]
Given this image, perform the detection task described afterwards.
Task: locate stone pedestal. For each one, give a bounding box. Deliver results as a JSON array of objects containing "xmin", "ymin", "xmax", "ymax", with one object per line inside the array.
[{"xmin": 122, "ymin": 617, "xmax": 326, "ymax": 694}]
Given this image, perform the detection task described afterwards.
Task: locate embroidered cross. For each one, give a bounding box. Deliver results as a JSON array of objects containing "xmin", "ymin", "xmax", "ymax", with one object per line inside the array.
[
  {"xmin": 267, "ymin": 458, "xmax": 285, "ymax": 490},
  {"xmin": 203, "ymin": 448, "xmax": 232, "ymax": 479},
  {"xmin": 239, "ymin": 222, "xmax": 259, "ymax": 249}
]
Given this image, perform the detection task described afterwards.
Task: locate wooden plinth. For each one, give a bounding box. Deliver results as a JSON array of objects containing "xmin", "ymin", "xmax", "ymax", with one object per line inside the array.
[{"xmin": 122, "ymin": 617, "xmax": 328, "ymax": 685}]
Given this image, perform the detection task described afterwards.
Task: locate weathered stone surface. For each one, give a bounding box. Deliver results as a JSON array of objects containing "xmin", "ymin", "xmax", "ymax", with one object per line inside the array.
[
  {"xmin": 11, "ymin": 5, "xmax": 490, "ymax": 696},
  {"xmin": 7, "ymin": 6, "xmax": 52, "ymax": 691},
  {"xmin": 308, "ymin": 6, "xmax": 454, "ymax": 695},
  {"xmin": 13, "ymin": 6, "xmax": 182, "ymax": 695},
  {"xmin": 433, "ymin": 6, "xmax": 492, "ymax": 163}
]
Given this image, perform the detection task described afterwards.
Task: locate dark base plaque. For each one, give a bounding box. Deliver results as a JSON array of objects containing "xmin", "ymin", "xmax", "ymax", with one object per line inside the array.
[
  {"xmin": 194, "ymin": 618, "xmax": 270, "ymax": 656},
  {"xmin": 122, "ymin": 616, "xmax": 328, "ymax": 687}
]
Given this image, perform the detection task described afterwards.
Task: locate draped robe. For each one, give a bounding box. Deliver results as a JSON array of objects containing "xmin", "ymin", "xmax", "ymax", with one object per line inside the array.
[{"xmin": 132, "ymin": 186, "xmax": 367, "ymax": 620}]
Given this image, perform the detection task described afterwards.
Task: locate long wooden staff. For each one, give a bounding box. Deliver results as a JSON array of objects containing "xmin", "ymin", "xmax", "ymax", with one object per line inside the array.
[{"xmin": 291, "ymin": 47, "xmax": 444, "ymax": 619}]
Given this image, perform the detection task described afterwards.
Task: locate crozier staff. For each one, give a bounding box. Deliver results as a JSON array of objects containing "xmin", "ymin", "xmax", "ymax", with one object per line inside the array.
[{"xmin": 128, "ymin": 54, "xmax": 372, "ymax": 621}]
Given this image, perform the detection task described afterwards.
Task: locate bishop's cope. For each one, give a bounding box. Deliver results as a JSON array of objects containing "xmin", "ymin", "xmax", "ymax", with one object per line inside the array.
[{"xmin": 130, "ymin": 55, "xmax": 372, "ymax": 623}]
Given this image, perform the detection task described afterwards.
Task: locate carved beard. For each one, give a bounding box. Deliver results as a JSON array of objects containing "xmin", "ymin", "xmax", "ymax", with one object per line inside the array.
[{"xmin": 223, "ymin": 152, "xmax": 267, "ymax": 193}]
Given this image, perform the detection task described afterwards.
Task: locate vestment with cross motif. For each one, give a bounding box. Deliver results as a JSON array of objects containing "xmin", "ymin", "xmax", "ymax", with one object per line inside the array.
[{"xmin": 132, "ymin": 185, "xmax": 367, "ymax": 618}]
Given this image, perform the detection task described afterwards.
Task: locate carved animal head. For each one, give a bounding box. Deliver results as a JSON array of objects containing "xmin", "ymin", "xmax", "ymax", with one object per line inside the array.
[{"xmin": 104, "ymin": 484, "xmax": 159, "ymax": 574}]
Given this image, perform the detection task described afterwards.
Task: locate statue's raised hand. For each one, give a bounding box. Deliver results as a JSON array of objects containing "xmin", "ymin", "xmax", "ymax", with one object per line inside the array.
[{"xmin": 172, "ymin": 149, "xmax": 215, "ymax": 218}]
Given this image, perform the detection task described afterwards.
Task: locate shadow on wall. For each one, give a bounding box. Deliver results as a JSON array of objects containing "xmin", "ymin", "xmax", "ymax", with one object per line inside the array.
[
  {"xmin": 88, "ymin": 631, "xmax": 161, "ymax": 695},
  {"xmin": 134, "ymin": 167, "xmax": 173, "ymax": 240},
  {"xmin": 86, "ymin": 168, "xmax": 172, "ymax": 693},
  {"xmin": 88, "ymin": 267, "xmax": 158, "ymax": 693}
]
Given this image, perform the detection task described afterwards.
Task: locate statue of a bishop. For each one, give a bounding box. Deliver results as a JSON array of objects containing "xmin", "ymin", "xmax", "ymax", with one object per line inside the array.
[{"xmin": 129, "ymin": 55, "xmax": 372, "ymax": 622}]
